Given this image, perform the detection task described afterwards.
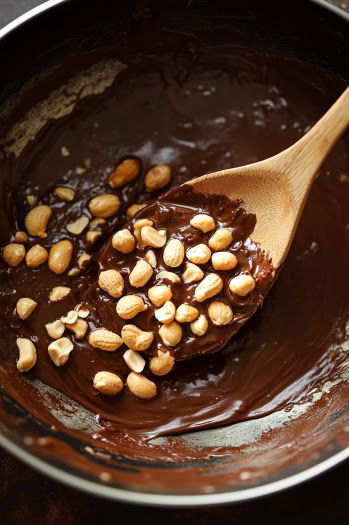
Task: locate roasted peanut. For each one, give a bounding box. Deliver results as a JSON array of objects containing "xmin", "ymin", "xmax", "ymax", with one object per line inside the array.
[
  {"xmin": 61, "ymin": 310, "xmax": 78, "ymax": 325},
  {"xmin": 45, "ymin": 319, "xmax": 65, "ymax": 339},
  {"xmin": 74, "ymin": 303, "xmax": 90, "ymax": 318},
  {"xmin": 48, "ymin": 240, "xmax": 73, "ymax": 274},
  {"xmin": 54, "ymin": 187, "xmax": 75, "ymax": 201},
  {"xmin": 127, "ymin": 372, "xmax": 157, "ymax": 400},
  {"xmin": 112, "ymin": 229, "xmax": 136, "ymax": 254},
  {"xmin": 158, "ymin": 321, "xmax": 182, "ymax": 346},
  {"xmin": 155, "ymin": 301, "xmax": 176, "ymax": 324},
  {"xmin": 2, "ymin": 243, "xmax": 26, "ymax": 267},
  {"xmin": 190, "ymin": 314, "xmax": 208, "ymax": 336},
  {"xmin": 129, "ymin": 260, "xmax": 153, "ymax": 288},
  {"xmin": 211, "ymin": 251, "xmax": 238, "ymax": 271},
  {"xmin": 195, "ymin": 273, "xmax": 223, "ymax": 302},
  {"xmin": 229, "ymin": 274, "xmax": 255, "ymax": 296},
  {"xmin": 48, "ymin": 337, "xmax": 74, "ymax": 366},
  {"xmin": 163, "ymin": 239, "xmax": 184, "ymax": 267},
  {"xmin": 61, "ymin": 146, "xmax": 70, "ymax": 157},
  {"xmin": 25, "ymin": 244, "xmax": 48, "ymax": 268},
  {"xmin": 140, "ymin": 226, "xmax": 166, "ymax": 248},
  {"xmin": 86, "ymin": 230, "xmax": 102, "ymax": 245},
  {"xmin": 121, "ymin": 324, "xmax": 154, "ymax": 351},
  {"xmin": 123, "ymin": 348, "xmax": 145, "ymax": 373},
  {"xmin": 144, "ymin": 164, "xmax": 171, "ymax": 192},
  {"xmin": 175, "ymin": 303, "xmax": 199, "ymax": 323},
  {"xmin": 157, "ymin": 270, "xmax": 180, "ymax": 283},
  {"xmin": 66, "ymin": 215, "xmax": 89, "ymax": 235},
  {"xmin": 186, "ymin": 244, "xmax": 211, "ymax": 264},
  {"xmin": 14, "ymin": 231, "xmax": 28, "ymax": 243},
  {"xmin": 77, "ymin": 252, "xmax": 91, "ymax": 269},
  {"xmin": 134, "ymin": 219, "xmax": 153, "ymax": 245},
  {"xmin": 182, "ymin": 262, "xmax": 204, "ymax": 283},
  {"xmin": 149, "ymin": 351, "xmax": 174, "ymax": 376},
  {"xmin": 89, "ymin": 194, "xmax": 120, "ymax": 218},
  {"xmin": 16, "ymin": 297, "xmax": 37, "ymax": 320},
  {"xmin": 49, "ymin": 286, "xmax": 71, "ymax": 302},
  {"xmin": 25, "ymin": 205, "xmax": 52, "ymax": 238},
  {"xmin": 88, "ymin": 329, "xmax": 123, "ymax": 351},
  {"xmin": 93, "ymin": 371, "xmax": 123, "ymax": 395},
  {"xmin": 148, "ymin": 285, "xmax": 172, "ymax": 307},
  {"xmin": 89, "ymin": 218, "xmax": 106, "ymax": 228},
  {"xmin": 190, "ymin": 214, "xmax": 215, "ymax": 233},
  {"xmin": 68, "ymin": 267, "xmax": 80, "ymax": 277},
  {"xmin": 208, "ymin": 301, "xmax": 233, "ymax": 326},
  {"xmin": 145, "ymin": 250, "xmax": 157, "ymax": 268},
  {"xmin": 208, "ymin": 229, "xmax": 233, "ymax": 251},
  {"xmin": 67, "ymin": 318, "xmax": 88, "ymax": 339},
  {"xmin": 108, "ymin": 158, "xmax": 141, "ymax": 189},
  {"xmin": 116, "ymin": 295, "xmax": 148, "ymax": 319},
  {"xmin": 26, "ymin": 195, "xmax": 36, "ymax": 206},
  {"xmin": 98, "ymin": 269, "xmax": 124, "ymax": 298},
  {"xmin": 127, "ymin": 202, "xmax": 147, "ymax": 218},
  {"xmin": 16, "ymin": 338, "xmax": 37, "ymax": 372}
]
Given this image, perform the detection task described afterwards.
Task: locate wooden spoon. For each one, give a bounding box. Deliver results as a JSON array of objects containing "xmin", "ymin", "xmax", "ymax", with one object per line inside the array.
[{"xmin": 181, "ymin": 86, "xmax": 349, "ymax": 268}]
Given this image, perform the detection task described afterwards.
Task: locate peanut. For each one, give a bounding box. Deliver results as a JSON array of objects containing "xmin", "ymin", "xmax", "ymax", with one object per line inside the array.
[
  {"xmin": 209, "ymin": 229, "xmax": 233, "ymax": 251},
  {"xmin": 195, "ymin": 273, "xmax": 223, "ymax": 302},
  {"xmin": 208, "ymin": 301, "xmax": 233, "ymax": 326},
  {"xmin": 45, "ymin": 319, "xmax": 65, "ymax": 339},
  {"xmin": 26, "ymin": 195, "xmax": 37, "ymax": 206},
  {"xmin": 175, "ymin": 303, "xmax": 199, "ymax": 323},
  {"xmin": 127, "ymin": 203, "xmax": 147, "ymax": 218},
  {"xmin": 93, "ymin": 371, "xmax": 123, "ymax": 395},
  {"xmin": 163, "ymin": 238, "xmax": 184, "ymax": 267},
  {"xmin": 89, "ymin": 194, "xmax": 120, "ymax": 218},
  {"xmin": 74, "ymin": 303, "xmax": 90, "ymax": 318},
  {"xmin": 190, "ymin": 314, "xmax": 208, "ymax": 336},
  {"xmin": 145, "ymin": 250, "xmax": 157, "ymax": 268},
  {"xmin": 49, "ymin": 286, "xmax": 71, "ymax": 302},
  {"xmin": 66, "ymin": 215, "xmax": 89, "ymax": 235},
  {"xmin": 98, "ymin": 269, "xmax": 124, "ymax": 298},
  {"xmin": 54, "ymin": 187, "xmax": 75, "ymax": 201},
  {"xmin": 229, "ymin": 274, "xmax": 255, "ymax": 296},
  {"xmin": 211, "ymin": 251, "xmax": 238, "ymax": 271},
  {"xmin": 149, "ymin": 351, "xmax": 174, "ymax": 376},
  {"xmin": 77, "ymin": 252, "xmax": 91, "ymax": 269},
  {"xmin": 157, "ymin": 270, "xmax": 180, "ymax": 283},
  {"xmin": 2, "ymin": 243, "xmax": 26, "ymax": 267},
  {"xmin": 68, "ymin": 267, "xmax": 80, "ymax": 277},
  {"xmin": 123, "ymin": 348, "xmax": 145, "ymax": 373},
  {"xmin": 129, "ymin": 260, "xmax": 153, "ymax": 288},
  {"xmin": 108, "ymin": 158, "xmax": 141, "ymax": 189},
  {"xmin": 25, "ymin": 244, "xmax": 48, "ymax": 268},
  {"xmin": 134, "ymin": 219, "xmax": 153, "ymax": 245},
  {"xmin": 182, "ymin": 262, "xmax": 204, "ymax": 283},
  {"xmin": 25, "ymin": 205, "xmax": 52, "ymax": 238},
  {"xmin": 127, "ymin": 372, "xmax": 157, "ymax": 400},
  {"xmin": 144, "ymin": 164, "xmax": 171, "ymax": 192},
  {"xmin": 141, "ymin": 226, "xmax": 167, "ymax": 248},
  {"xmin": 148, "ymin": 285, "xmax": 172, "ymax": 307},
  {"xmin": 116, "ymin": 295, "xmax": 148, "ymax": 319},
  {"xmin": 86, "ymin": 231, "xmax": 102, "ymax": 245},
  {"xmin": 61, "ymin": 310, "xmax": 78, "ymax": 325},
  {"xmin": 16, "ymin": 338, "xmax": 37, "ymax": 372},
  {"xmin": 89, "ymin": 218, "xmax": 106, "ymax": 228},
  {"xmin": 16, "ymin": 297, "xmax": 37, "ymax": 320},
  {"xmin": 155, "ymin": 301, "xmax": 176, "ymax": 324},
  {"xmin": 158, "ymin": 321, "xmax": 182, "ymax": 346},
  {"xmin": 88, "ymin": 329, "xmax": 123, "ymax": 351},
  {"xmin": 112, "ymin": 229, "xmax": 136, "ymax": 254},
  {"xmin": 14, "ymin": 231, "xmax": 27, "ymax": 243},
  {"xmin": 61, "ymin": 146, "xmax": 70, "ymax": 156},
  {"xmin": 48, "ymin": 337, "xmax": 74, "ymax": 366},
  {"xmin": 186, "ymin": 244, "xmax": 211, "ymax": 264},
  {"xmin": 66, "ymin": 318, "xmax": 88, "ymax": 339},
  {"xmin": 190, "ymin": 214, "xmax": 215, "ymax": 233},
  {"xmin": 121, "ymin": 324, "xmax": 154, "ymax": 351},
  {"xmin": 48, "ymin": 240, "xmax": 73, "ymax": 274}
]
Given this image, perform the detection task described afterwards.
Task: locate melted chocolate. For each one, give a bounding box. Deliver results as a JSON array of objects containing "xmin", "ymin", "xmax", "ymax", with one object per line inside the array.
[{"xmin": 0, "ymin": 37, "xmax": 348, "ymax": 442}]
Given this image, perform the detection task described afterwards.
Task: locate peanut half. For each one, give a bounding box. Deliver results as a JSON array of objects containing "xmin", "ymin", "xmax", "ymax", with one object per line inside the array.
[
  {"xmin": 208, "ymin": 301, "xmax": 233, "ymax": 326},
  {"xmin": 157, "ymin": 270, "xmax": 180, "ymax": 283},
  {"xmin": 127, "ymin": 372, "xmax": 157, "ymax": 400},
  {"xmin": 16, "ymin": 338, "xmax": 37, "ymax": 372},
  {"xmin": 93, "ymin": 371, "xmax": 123, "ymax": 395},
  {"xmin": 89, "ymin": 194, "xmax": 120, "ymax": 218},
  {"xmin": 121, "ymin": 324, "xmax": 154, "ymax": 351},
  {"xmin": 195, "ymin": 273, "xmax": 223, "ymax": 302},
  {"xmin": 190, "ymin": 314, "xmax": 208, "ymax": 336},
  {"xmin": 190, "ymin": 214, "xmax": 215, "ymax": 233},
  {"xmin": 145, "ymin": 250, "xmax": 157, "ymax": 268},
  {"xmin": 208, "ymin": 229, "xmax": 233, "ymax": 251},
  {"xmin": 66, "ymin": 215, "xmax": 89, "ymax": 235},
  {"xmin": 140, "ymin": 226, "xmax": 166, "ymax": 248},
  {"xmin": 158, "ymin": 321, "xmax": 182, "ymax": 346},
  {"xmin": 54, "ymin": 187, "xmax": 75, "ymax": 201},
  {"xmin": 229, "ymin": 274, "xmax": 256, "ymax": 296},
  {"xmin": 98, "ymin": 269, "xmax": 124, "ymax": 298},
  {"xmin": 25, "ymin": 244, "xmax": 48, "ymax": 268},
  {"xmin": 25, "ymin": 205, "xmax": 52, "ymax": 238},
  {"xmin": 127, "ymin": 203, "xmax": 147, "ymax": 218},
  {"xmin": 108, "ymin": 158, "xmax": 141, "ymax": 189},
  {"xmin": 144, "ymin": 164, "xmax": 171, "ymax": 192},
  {"xmin": 66, "ymin": 318, "xmax": 88, "ymax": 339},
  {"xmin": 211, "ymin": 251, "xmax": 238, "ymax": 271},
  {"xmin": 148, "ymin": 285, "xmax": 172, "ymax": 307},
  {"xmin": 49, "ymin": 286, "xmax": 71, "ymax": 302},
  {"xmin": 48, "ymin": 337, "xmax": 74, "ymax": 366},
  {"xmin": 182, "ymin": 262, "xmax": 204, "ymax": 283},
  {"xmin": 163, "ymin": 239, "xmax": 185, "ymax": 267},
  {"xmin": 45, "ymin": 319, "xmax": 65, "ymax": 339},
  {"xmin": 14, "ymin": 231, "xmax": 28, "ymax": 243},
  {"xmin": 88, "ymin": 329, "xmax": 123, "ymax": 351},
  {"xmin": 155, "ymin": 301, "xmax": 176, "ymax": 324},
  {"xmin": 2, "ymin": 243, "xmax": 26, "ymax": 267},
  {"xmin": 129, "ymin": 260, "xmax": 153, "ymax": 288},
  {"xmin": 116, "ymin": 295, "xmax": 148, "ymax": 320},
  {"xmin": 186, "ymin": 244, "xmax": 211, "ymax": 264},
  {"xmin": 123, "ymin": 349, "xmax": 146, "ymax": 373},
  {"xmin": 112, "ymin": 229, "xmax": 136, "ymax": 254},
  {"xmin": 149, "ymin": 351, "xmax": 175, "ymax": 376},
  {"xmin": 175, "ymin": 303, "xmax": 199, "ymax": 323},
  {"xmin": 48, "ymin": 240, "xmax": 73, "ymax": 274},
  {"xmin": 16, "ymin": 298, "xmax": 37, "ymax": 320}
]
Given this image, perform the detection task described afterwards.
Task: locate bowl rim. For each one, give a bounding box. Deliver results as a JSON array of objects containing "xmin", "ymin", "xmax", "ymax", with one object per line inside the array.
[{"xmin": 0, "ymin": 0, "xmax": 348, "ymax": 507}]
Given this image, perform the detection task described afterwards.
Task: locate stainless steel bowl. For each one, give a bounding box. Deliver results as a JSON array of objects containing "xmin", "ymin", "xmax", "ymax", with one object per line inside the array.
[{"xmin": 0, "ymin": 0, "xmax": 348, "ymax": 506}]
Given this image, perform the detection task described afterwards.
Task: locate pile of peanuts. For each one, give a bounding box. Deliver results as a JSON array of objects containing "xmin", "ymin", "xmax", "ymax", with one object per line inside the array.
[{"xmin": 2, "ymin": 158, "xmax": 175, "ymax": 401}]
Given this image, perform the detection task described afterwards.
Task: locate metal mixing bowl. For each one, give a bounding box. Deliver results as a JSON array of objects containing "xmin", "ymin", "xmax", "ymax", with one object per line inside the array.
[{"xmin": 0, "ymin": 0, "xmax": 348, "ymax": 506}]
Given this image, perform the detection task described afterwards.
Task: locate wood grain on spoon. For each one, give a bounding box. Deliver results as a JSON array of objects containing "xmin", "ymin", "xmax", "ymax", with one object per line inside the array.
[{"xmin": 185, "ymin": 86, "xmax": 349, "ymax": 268}]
